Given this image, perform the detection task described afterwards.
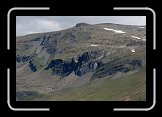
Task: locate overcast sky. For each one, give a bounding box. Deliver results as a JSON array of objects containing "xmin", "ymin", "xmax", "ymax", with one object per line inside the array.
[{"xmin": 16, "ymin": 16, "xmax": 146, "ymax": 36}]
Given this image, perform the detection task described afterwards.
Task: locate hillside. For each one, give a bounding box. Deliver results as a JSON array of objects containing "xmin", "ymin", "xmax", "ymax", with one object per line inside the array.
[{"xmin": 16, "ymin": 23, "xmax": 146, "ymax": 101}]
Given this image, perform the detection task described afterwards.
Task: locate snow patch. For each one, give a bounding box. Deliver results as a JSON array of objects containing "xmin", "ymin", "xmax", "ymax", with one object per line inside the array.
[
  {"xmin": 104, "ymin": 28, "xmax": 126, "ymax": 33},
  {"xmin": 131, "ymin": 36, "xmax": 141, "ymax": 39},
  {"xmin": 132, "ymin": 36, "xmax": 146, "ymax": 41},
  {"xmin": 131, "ymin": 49, "xmax": 135, "ymax": 53},
  {"xmin": 91, "ymin": 44, "xmax": 99, "ymax": 47}
]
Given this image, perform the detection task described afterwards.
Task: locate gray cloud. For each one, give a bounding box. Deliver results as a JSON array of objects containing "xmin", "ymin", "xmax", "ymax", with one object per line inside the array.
[{"xmin": 16, "ymin": 16, "xmax": 146, "ymax": 36}]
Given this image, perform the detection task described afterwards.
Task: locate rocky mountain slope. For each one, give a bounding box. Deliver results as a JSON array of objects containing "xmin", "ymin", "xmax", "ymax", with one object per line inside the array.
[{"xmin": 16, "ymin": 23, "xmax": 146, "ymax": 101}]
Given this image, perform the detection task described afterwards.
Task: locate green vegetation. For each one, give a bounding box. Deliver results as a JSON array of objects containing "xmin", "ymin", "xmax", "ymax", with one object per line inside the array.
[{"xmin": 30, "ymin": 66, "xmax": 146, "ymax": 101}]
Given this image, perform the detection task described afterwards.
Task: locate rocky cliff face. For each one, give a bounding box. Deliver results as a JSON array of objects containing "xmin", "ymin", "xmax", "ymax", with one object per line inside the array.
[
  {"xmin": 44, "ymin": 50, "xmax": 143, "ymax": 79},
  {"xmin": 16, "ymin": 23, "xmax": 146, "ymax": 100},
  {"xmin": 44, "ymin": 51, "xmax": 104, "ymax": 77}
]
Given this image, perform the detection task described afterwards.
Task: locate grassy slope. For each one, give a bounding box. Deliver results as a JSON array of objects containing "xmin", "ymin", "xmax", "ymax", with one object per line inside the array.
[{"xmin": 32, "ymin": 66, "xmax": 146, "ymax": 101}]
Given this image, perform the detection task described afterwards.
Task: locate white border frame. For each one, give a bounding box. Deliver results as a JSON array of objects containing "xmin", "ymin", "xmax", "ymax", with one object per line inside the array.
[
  {"xmin": 8, "ymin": 7, "xmax": 156, "ymax": 112},
  {"xmin": 113, "ymin": 69, "xmax": 156, "ymax": 111},
  {"xmin": 7, "ymin": 7, "xmax": 50, "ymax": 111},
  {"xmin": 7, "ymin": 69, "xmax": 50, "ymax": 111},
  {"xmin": 7, "ymin": 7, "xmax": 50, "ymax": 50},
  {"xmin": 113, "ymin": 7, "xmax": 156, "ymax": 111}
]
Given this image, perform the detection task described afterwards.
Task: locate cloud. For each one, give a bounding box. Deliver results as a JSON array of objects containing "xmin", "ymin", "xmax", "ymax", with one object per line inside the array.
[
  {"xmin": 16, "ymin": 17, "xmax": 62, "ymax": 36},
  {"xmin": 16, "ymin": 16, "xmax": 146, "ymax": 36},
  {"xmin": 36, "ymin": 20, "xmax": 61, "ymax": 30}
]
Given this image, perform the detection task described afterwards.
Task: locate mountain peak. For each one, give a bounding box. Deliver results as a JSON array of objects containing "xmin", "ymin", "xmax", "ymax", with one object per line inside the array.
[{"xmin": 75, "ymin": 22, "xmax": 90, "ymax": 27}]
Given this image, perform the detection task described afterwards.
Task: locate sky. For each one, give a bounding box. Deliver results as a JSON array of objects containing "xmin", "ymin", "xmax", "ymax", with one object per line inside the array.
[{"xmin": 16, "ymin": 16, "xmax": 146, "ymax": 36}]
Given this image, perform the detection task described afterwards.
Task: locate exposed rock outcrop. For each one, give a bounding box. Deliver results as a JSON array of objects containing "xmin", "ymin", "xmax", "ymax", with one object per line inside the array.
[
  {"xmin": 16, "ymin": 55, "xmax": 31, "ymax": 63},
  {"xmin": 91, "ymin": 58, "xmax": 143, "ymax": 79},
  {"xmin": 44, "ymin": 50, "xmax": 143, "ymax": 79},
  {"xmin": 75, "ymin": 23, "xmax": 90, "ymax": 27},
  {"xmin": 45, "ymin": 51, "xmax": 103, "ymax": 77},
  {"xmin": 29, "ymin": 61, "xmax": 37, "ymax": 72}
]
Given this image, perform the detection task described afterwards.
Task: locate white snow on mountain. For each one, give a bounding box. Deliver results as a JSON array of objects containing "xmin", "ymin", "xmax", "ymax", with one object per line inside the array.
[
  {"xmin": 131, "ymin": 36, "xmax": 141, "ymax": 39},
  {"xmin": 131, "ymin": 36, "xmax": 146, "ymax": 41},
  {"xmin": 131, "ymin": 49, "xmax": 136, "ymax": 53},
  {"xmin": 91, "ymin": 44, "xmax": 99, "ymax": 47},
  {"xmin": 104, "ymin": 28, "xmax": 126, "ymax": 33}
]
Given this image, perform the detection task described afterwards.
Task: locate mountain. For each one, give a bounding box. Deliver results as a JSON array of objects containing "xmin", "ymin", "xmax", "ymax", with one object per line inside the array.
[{"xmin": 16, "ymin": 23, "xmax": 146, "ymax": 101}]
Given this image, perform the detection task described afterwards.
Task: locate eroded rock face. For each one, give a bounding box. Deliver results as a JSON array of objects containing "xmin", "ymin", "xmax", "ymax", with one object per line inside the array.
[
  {"xmin": 16, "ymin": 55, "xmax": 31, "ymax": 63},
  {"xmin": 29, "ymin": 61, "xmax": 37, "ymax": 72},
  {"xmin": 45, "ymin": 51, "xmax": 103, "ymax": 77},
  {"xmin": 40, "ymin": 36, "xmax": 50, "ymax": 46},
  {"xmin": 16, "ymin": 55, "xmax": 37, "ymax": 72},
  {"xmin": 44, "ymin": 49, "xmax": 143, "ymax": 79},
  {"xmin": 91, "ymin": 59, "xmax": 143, "ymax": 79}
]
